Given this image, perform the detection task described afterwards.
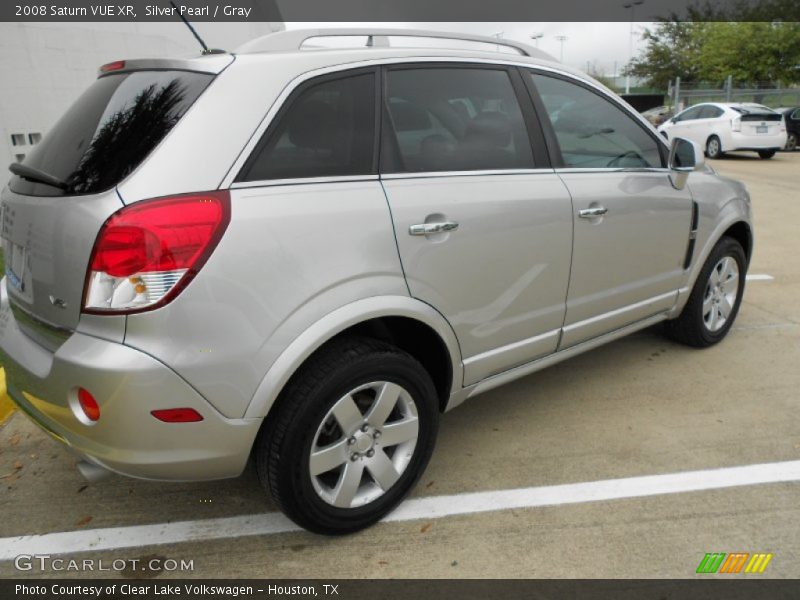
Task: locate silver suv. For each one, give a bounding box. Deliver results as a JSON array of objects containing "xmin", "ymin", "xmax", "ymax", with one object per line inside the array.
[{"xmin": 0, "ymin": 29, "xmax": 752, "ymax": 534}]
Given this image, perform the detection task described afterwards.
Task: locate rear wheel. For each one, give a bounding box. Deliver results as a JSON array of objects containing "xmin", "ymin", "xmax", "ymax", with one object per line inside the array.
[
  {"xmin": 256, "ymin": 336, "xmax": 439, "ymax": 534},
  {"xmin": 664, "ymin": 236, "xmax": 746, "ymax": 348},
  {"xmin": 705, "ymin": 135, "xmax": 722, "ymax": 159},
  {"xmin": 758, "ymin": 150, "xmax": 776, "ymax": 159},
  {"xmin": 785, "ymin": 133, "xmax": 797, "ymax": 151}
]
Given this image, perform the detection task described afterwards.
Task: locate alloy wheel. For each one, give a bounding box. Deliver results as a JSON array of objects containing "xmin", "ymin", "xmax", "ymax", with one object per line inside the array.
[
  {"xmin": 702, "ymin": 256, "xmax": 739, "ymax": 332},
  {"xmin": 309, "ymin": 381, "xmax": 419, "ymax": 508}
]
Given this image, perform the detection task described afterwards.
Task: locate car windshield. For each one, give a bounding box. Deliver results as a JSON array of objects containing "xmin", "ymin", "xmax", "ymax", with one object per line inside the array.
[{"xmin": 9, "ymin": 70, "xmax": 213, "ymax": 197}]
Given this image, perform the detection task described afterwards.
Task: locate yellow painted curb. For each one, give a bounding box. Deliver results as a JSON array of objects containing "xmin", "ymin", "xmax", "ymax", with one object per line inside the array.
[{"xmin": 0, "ymin": 368, "xmax": 14, "ymax": 425}]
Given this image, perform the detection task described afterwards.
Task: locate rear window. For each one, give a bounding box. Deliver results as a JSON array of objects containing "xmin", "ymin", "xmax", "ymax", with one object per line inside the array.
[{"xmin": 9, "ymin": 70, "xmax": 213, "ymax": 197}]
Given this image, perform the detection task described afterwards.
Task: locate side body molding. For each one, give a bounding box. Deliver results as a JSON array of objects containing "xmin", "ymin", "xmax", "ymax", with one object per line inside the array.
[{"xmin": 244, "ymin": 296, "xmax": 464, "ymax": 419}]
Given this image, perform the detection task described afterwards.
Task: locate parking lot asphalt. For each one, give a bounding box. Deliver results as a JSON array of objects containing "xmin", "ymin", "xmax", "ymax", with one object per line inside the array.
[{"xmin": 1, "ymin": 152, "xmax": 798, "ymax": 579}]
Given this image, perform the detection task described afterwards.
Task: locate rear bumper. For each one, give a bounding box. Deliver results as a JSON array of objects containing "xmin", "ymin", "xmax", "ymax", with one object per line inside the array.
[
  {"xmin": 726, "ymin": 131, "xmax": 787, "ymax": 151},
  {"xmin": 0, "ymin": 278, "xmax": 261, "ymax": 481}
]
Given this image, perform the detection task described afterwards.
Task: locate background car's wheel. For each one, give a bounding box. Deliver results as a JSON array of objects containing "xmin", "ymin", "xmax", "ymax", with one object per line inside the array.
[
  {"xmin": 785, "ymin": 133, "xmax": 797, "ymax": 152},
  {"xmin": 256, "ymin": 336, "xmax": 439, "ymax": 535},
  {"xmin": 758, "ymin": 150, "xmax": 776, "ymax": 159},
  {"xmin": 664, "ymin": 236, "xmax": 746, "ymax": 348},
  {"xmin": 705, "ymin": 135, "xmax": 722, "ymax": 159}
]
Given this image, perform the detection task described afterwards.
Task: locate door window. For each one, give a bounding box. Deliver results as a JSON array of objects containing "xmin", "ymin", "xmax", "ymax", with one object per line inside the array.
[
  {"xmin": 529, "ymin": 72, "xmax": 663, "ymax": 169},
  {"xmin": 382, "ymin": 67, "xmax": 536, "ymax": 173},
  {"xmin": 673, "ymin": 105, "xmax": 704, "ymax": 122},
  {"xmin": 698, "ymin": 105, "xmax": 724, "ymax": 119},
  {"xmin": 237, "ymin": 72, "xmax": 375, "ymax": 182}
]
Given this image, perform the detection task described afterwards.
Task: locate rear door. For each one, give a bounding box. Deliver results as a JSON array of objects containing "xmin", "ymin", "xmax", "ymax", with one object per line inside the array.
[
  {"xmin": 1, "ymin": 68, "xmax": 215, "ymax": 337},
  {"xmin": 525, "ymin": 70, "xmax": 692, "ymax": 348},
  {"xmin": 380, "ymin": 65, "xmax": 574, "ymax": 385}
]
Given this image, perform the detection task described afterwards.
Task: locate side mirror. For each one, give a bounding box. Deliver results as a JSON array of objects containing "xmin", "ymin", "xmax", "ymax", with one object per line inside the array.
[{"xmin": 668, "ymin": 137, "xmax": 704, "ymax": 190}]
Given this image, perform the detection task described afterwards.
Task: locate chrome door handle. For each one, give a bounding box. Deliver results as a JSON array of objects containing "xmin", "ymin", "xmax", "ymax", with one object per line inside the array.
[
  {"xmin": 578, "ymin": 206, "xmax": 608, "ymax": 218},
  {"xmin": 409, "ymin": 221, "xmax": 459, "ymax": 235}
]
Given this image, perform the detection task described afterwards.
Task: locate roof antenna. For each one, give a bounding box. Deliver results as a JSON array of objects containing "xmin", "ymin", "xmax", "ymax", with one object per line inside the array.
[{"xmin": 168, "ymin": 1, "xmax": 225, "ymax": 55}]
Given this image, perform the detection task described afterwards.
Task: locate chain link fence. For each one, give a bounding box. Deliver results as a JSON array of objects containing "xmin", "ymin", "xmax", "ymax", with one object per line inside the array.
[{"xmin": 669, "ymin": 77, "xmax": 800, "ymax": 110}]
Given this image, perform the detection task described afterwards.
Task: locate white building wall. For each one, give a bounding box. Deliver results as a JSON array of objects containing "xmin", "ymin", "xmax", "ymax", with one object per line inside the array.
[{"xmin": 0, "ymin": 22, "xmax": 283, "ymax": 189}]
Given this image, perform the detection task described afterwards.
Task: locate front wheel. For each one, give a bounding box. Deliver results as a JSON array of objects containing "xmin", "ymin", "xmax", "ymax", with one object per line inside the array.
[
  {"xmin": 785, "ymin": 133, "xmax": 797, "ymax": 152},
  {"xmin": 664, "ymin": 236, "xmax": 746, "ymax": 348},
  {"xmin": 256, "ymin": 336, "xmax": 439, "ymax": 534},
  {"xmin": 758, "ymin": 150, "xmax": 776, "ymax": 159}
]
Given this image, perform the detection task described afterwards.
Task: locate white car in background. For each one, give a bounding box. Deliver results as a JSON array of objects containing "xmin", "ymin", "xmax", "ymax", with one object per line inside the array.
[{"xmin": 658, "ymin": 102, "xmax": 787, "ymax": 160}]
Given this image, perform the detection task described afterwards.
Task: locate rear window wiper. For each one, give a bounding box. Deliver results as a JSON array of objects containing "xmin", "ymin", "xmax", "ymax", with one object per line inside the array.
[{"xmin": 8, "ymin": 163, "xmax": 71, "ymax": 192}]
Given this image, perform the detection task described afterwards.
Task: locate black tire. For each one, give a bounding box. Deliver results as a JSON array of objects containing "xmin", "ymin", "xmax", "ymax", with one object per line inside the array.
[
  {"xmin": 785, "ymin": 133, "xmax": 797, "ymax": 152},
  {"xmin": 758, "ymin": 150, "xmax": 776, "ymax": 159},
  {"xmin": 256, "ymin": 336, "xmax": 439, "ymax": 535},
  {"xmin": 664, "ymin": 236, "xmax": 746, "ymax": 348},
  {"xmin": 705, "ymin": 135, "xmax": 723, "ymax": 159}
]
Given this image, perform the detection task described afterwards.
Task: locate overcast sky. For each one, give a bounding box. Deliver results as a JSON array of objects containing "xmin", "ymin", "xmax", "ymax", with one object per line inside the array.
[{"xmin": 284, "ymin": 22, "xmax": 653, "ymax": 76}]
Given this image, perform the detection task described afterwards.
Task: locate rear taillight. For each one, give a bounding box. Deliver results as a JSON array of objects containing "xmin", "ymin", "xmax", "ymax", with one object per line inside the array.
[
  {"xmin": 780, "ymin": 118, "xmax": 786, "ymax": 132},
  {"xmin": 83, "ymin": 191, "xmax": 230, "ymax": 315},
  {"xmin": 731, "ymin": 118, "xmax": 741, "ymax": 132}
]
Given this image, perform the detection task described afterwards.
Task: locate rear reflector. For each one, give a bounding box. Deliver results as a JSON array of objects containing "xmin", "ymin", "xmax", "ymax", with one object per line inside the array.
[
  {"xmin": 151, "ymin": 408, "xmax": 204, "ymax": 423},
  {"xmin": 99, "ymin": 60, "xmax": 126, "ymax": 74},
  {"xmin": 77, "ymin": 388, "xmax": 100, "ymax": 422},
  {"xmin": 83, "ymin": 191, "xmax": 230, "ymax": 315}
]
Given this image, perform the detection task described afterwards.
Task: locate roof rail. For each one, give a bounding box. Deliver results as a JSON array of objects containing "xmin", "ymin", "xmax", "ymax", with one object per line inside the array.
[{"xmin": 235, "ymin": 28, "xmax": 553, "ymax": 60}]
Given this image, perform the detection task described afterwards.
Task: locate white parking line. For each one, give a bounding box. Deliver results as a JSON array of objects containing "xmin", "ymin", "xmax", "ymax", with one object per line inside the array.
[
  {"xmin": 746, "ymin": 274, "xmax": 775, "ymax": 281},
  {"xmin": 2, "ymin": 459, "xmax": 800, "ymax": 560}
]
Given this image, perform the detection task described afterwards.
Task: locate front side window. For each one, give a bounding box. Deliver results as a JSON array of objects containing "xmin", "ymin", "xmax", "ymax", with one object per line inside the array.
[
  {"xmin": 237, "ymin": 72, "xmax": 375, "ymax": 182},
  {"xmin": 382, "ymin": 67, "xmax": 535, "ymax": 173},
  {"xmin": 529, "ymin": 72, "xmax": 663, "ymax": 169}
]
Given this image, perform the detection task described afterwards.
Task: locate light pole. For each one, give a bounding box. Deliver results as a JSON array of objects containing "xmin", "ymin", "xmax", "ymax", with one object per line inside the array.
[
  {"xmin": 555, "ymin": 35, "xmax": 568, "ymax": 62},
  {"xmin": 623, "ymin": 0, "xmax": 644, "ymax": 94},
  {"xmin": 530, "ymin": 32, "xmax": 544, "ymax": 47}
]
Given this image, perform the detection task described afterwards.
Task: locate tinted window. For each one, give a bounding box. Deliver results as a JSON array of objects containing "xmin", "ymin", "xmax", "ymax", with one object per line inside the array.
[
  {"xmin": 382, "ymin": 68, "xmax": 535, "ymax": 172},
  {"xmin": 10, "ymin": 71, "xmax": 213, "ymax": 197},
  {"xmin": 674, "ymin": 106, "xmax": 703, "ymax": 122},
  {"xmin": 699, "ymin": 105, "xmax": 724, "ymax": 119},
  {"xmin": 530, "ymin": 73, "xmax": 662, "ymax": 169},
  {"xmin": 238, "ymin": 73, "xmax": 375, "ymax": 181},
  {"xmin": 790, "ymin": 108, "xmax": 800, "ymax": 121}
]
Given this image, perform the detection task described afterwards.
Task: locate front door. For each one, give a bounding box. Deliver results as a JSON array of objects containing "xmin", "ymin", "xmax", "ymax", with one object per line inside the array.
[
  {"xmin": 526, "ymin": 71, "xmax": 693, "ymax": 348},
  {"xmin": 380, "ymin": 65, "xmax": 574, "ymax": 385}
]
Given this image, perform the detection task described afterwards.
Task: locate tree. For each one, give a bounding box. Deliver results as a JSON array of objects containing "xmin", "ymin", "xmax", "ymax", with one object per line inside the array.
[
  {"xmin": 623, "ymin": 21, "xmax": 702, "ymax": 89},
  {"xmin": 695, "ymin": 21, "xmax": 800, "ymax": 86},
  {"xmin": 625, "ymin": 19, "xmax": 800, "ymax": 91}
]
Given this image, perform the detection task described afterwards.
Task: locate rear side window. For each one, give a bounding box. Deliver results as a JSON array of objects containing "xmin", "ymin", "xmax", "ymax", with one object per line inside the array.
[
  {"xmin": 674, "ymin": 105, "xmax": 703, "ymax": 122},
  {"xmin": 9, "ymin": 71, "xmax": 213, "ymax": 197},
  {"xmin": 529, "ymin": 72, "xmax": 663, "ymax": 169},
  {"xmin": 382, "ymin": 68, "xmax": 535, "ymax": 173},
  {"xmin": 699, "ymin": 105, "xmax": 724, "ymax": 119},
  {"xmin": 237, "ymin": 73, "xmax": 376, "ymax": 182}
]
